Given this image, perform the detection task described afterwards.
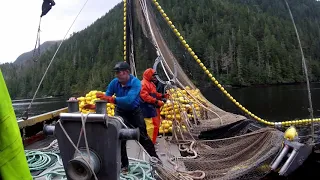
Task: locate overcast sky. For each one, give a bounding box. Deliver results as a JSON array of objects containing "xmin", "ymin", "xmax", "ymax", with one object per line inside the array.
[{"xmin": 0, "ymin": 0, "xmax": 121, "ymax": 64}]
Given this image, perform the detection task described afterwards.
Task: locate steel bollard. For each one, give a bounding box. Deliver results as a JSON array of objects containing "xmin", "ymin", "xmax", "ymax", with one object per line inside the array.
[
  {"xmin": 95, "ymin": 100, "xmax": 107, "ymax": 114},
  {"xmin": 67, "ymin": 100, "xmax": 79, "ymax": 113}
]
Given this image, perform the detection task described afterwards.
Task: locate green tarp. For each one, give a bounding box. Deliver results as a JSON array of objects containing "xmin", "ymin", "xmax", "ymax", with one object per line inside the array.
[{"xmin": 0, "ymin": 70, "xmax": 32, "ymax": 180}]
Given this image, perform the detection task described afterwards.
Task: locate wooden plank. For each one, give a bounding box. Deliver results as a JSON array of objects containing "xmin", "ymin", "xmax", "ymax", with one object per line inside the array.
[
  {"xmin": 127, "ymin": 140, "xmax": 149, "ymax": 161},
  {"xmin": 17, "ymin": 107, "xmax": 68, "ymax": 128},
  {"xmin": 127, "ymin": 137, "xmax": 186, "ymax": 171},
  {"xmin": 155, "ymin": 137, "xmax": 186, "ymax": 171}
]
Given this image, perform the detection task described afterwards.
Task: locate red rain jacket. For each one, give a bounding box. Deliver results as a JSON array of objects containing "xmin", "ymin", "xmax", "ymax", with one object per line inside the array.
[{"xmin": 140, "ymin": 68, "xmax": 163, "ymax": 104}]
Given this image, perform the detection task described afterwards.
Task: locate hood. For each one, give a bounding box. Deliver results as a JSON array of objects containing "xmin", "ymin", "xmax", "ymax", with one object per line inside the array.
[{"xmin": 143, "ymin": 68, "xmax": 156, "ymax": 81}]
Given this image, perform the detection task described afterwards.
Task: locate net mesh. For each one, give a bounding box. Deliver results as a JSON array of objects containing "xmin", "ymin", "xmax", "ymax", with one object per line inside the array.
[
  {"xmin": 175, "ymin": 129, "xmax": 283, "ymax": 180},
  {"xmin": 133, "ymin": 0, "xmax": 285, "ymax": 179},
  {"xmin": 135, "ymin": 0, "xmax": 247, "ymax": 129}
]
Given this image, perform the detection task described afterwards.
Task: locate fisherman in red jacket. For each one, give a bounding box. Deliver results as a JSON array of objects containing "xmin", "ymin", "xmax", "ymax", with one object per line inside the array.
[{"xmin": 140, "ymin": 68, "xmax": 168, "ymax": 144}]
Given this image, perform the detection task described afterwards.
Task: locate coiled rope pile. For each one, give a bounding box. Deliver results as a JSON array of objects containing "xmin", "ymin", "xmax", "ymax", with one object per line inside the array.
[
  {"xmin": 25, "ymin": 150, "xmax": 66, "ymax": 180},
  {"xmin": 120, "ymin": 161, "xmax": 156, "ymax": 180},
  {"xmin": 25, "ymin": 140, "xmax": 156, "ymax": 180}
]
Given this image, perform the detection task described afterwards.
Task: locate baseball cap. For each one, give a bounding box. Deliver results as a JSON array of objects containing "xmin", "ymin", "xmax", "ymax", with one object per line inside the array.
[{"xmin": 113, "ymin": 62, "xmax": 130, "ymax": 72}]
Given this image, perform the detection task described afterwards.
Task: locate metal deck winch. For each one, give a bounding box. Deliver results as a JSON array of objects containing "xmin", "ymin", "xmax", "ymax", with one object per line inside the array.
[{"xmin": 44, "ymin": 100, "xmax": 140, "ymax": 180}]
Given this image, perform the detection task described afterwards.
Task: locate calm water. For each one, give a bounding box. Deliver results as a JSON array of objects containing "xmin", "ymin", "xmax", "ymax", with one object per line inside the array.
[
  {"xmin": 202, "ymin": 83, "xmax": 320, "ymax": 122},
  {"xmin": 13, "ymin": 97, "xmax": 68, "ymax": 119},
  {"xmin": 12, "ymin": 83, "xmax": 320, "ymax": 122}
]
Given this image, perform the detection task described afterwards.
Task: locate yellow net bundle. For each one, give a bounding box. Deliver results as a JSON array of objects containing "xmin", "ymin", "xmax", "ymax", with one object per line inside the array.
[{"xmin": 76, "ymin": 90, "xmax": 116, "ymax": 116}]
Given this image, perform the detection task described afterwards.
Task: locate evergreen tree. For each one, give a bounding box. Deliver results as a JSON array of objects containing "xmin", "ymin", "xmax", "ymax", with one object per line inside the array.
[{"xmin": 1, "ymin": 0, "xmax": 319, "ymax": 99}]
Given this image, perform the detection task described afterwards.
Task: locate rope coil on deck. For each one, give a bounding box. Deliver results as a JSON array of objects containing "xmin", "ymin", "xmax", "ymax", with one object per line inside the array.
[
  {"xmin": 25, "ymin": 150, "xmax": 66, "ymax": 180},
  {"xmin": 26, "ymin": 113, "xmax": 157, "ymax": 180},
  {"xmin": 26, "ymin": 144, "xmax": 157, "ymax": 180},
  {"xmin": 120, "ymin": 161, "xmax": 156, "ymax": 180}
]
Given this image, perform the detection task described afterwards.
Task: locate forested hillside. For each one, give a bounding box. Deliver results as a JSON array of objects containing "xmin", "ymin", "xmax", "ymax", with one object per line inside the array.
[
  {"xmin": 14, "ymin": 41, "xmax": 60, "ymax": 65},
  {"xmin": 1, "ymin": 0, "xmax": 320, "ymax": 99}
]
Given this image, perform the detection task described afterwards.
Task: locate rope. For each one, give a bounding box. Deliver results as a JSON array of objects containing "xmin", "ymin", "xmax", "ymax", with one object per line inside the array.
[
  {"xmin": 141, "ymin": 0, "xmax": 189, "ymax": 88},
  {"xmin": 164, "ymin": 86, "xmax": 199, "ymax": 143},
  {"xmin": 22, "ymin": 0, "xmax": 90, "ymax": 120},
  {"xmin": 167, "ymin": 141, "xmax": 205, "ymax": 180},
  {"xmin": 32, "ymin": 17, "xmax": 42, "ymax": 62},
  {"xmin": 57, "ymin": 113, "xmax": 156, "ymax": 179},
  {"xmin": 139, "ymin": 0, "xmax": 159, "ymax": 51},
  {"xmin": 150, "ymin": 0, "xmax": 264, "ymax": 124},
  {"xmin": 140, "ymin": 0, "xmax": 224, "ymax": 125},
  {"xmin": 139, "ymin": 0, "xmax": 172, "ymax": 82},
  {"xmin": 112, "ymin": 116, "xmax": 153, "ymax": 160},
  {"xmin": 161, "ymin": 137, "xmax": 205, "ymax": 180},
  {"xmin": 57, "ymin": 113, "xmax": 98, "ymax": 180},
  {"xmin": 26, "ymin": 112, "xmax": 157, "ymax": 180},
  {"xmin": 169, "ymin": 85, "xmax": 224, "ymax": 125},
  {"xmin": 34, "ymin": 139, "xmax": 60, "ymax": 153},
  {"xmin": 120, "ymin": 161, "xmax": 155, "ymax": 180},
  {"xmin": 26, "ymin": 146, "xmax": 155, "ymax": 180},
  {"xmin": 142, "ymin": 1, "xmax": 211, "ymax": 130},
  {"xmin": 151, "ymin": 0, "xmax": 320, "ymax": 128},
  {"xmin": 127, "ymin": 0, "xmax": 138, "ymax": 77},
  {"xmin": 25, "ymin": 150, "xmax": 66, "ymax": 180},
  {"xmin": 157, "ymin": 108, "xmax": 205, "ymax": 179},
  {"xmin": 115, "ymin": 111, "xmax": 204, "ymax": 179},
  {"xmin": 283, "ymin": 0, "xmax": 315, "ymax": 144}
]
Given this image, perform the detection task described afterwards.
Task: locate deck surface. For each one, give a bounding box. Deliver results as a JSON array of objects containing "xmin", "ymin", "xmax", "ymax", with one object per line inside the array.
[
  {"xmin": 26, "ymin": 136, "xmax": 185, "ymax": 179},
  {"xmin": 25, "ymin": 136, "xmax": 56, "ymax": 150}
]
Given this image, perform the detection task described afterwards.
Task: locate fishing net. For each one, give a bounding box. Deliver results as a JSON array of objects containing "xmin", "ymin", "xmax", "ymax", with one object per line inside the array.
[
  {"xmin": 134, "ymin": 0, "xmax": 246, "ymax": 133},
  {"xmin": 176, "ymin": 128, "xmax": 284, "ymax": 180},
  {"xmin": 133, "ymin": 0, "xmax": 285, "ymax": 179}
]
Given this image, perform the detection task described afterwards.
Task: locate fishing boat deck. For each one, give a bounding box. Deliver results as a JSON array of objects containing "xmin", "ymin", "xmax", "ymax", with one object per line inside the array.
[{"xmin": 25, "ymin": 135, "xmax": 185, "ymax": 179}]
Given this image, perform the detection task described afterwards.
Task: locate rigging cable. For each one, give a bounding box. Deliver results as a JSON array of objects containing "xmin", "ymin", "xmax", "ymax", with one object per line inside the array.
[
  {"xmin": 127, "ymin": 0, "xmax": 138, "ymax": 76},
  {"xmin": 21, "ymin": 0, "xmax": 90, "ymax": 120},
  {"xmin": 32, "ymin": 17, "xmax": 42, "ymax": 62},
  {"xmin": 284, "ymin": 0, "xmax": 315, "ymax": 144},
  {"xmin": 149, "ymin": 0, "xmax": 320, "ymax": 127},
  {"xmin": 141, "ymin": 0, "xmax": 194, "ymax": 90},
  {"xmin": 138, "ymin": 0, "xmax": 173, "ymax": 82},
  {"xmin": 140, "ymin": 0, "xmax": 223, "ymax": 124}
]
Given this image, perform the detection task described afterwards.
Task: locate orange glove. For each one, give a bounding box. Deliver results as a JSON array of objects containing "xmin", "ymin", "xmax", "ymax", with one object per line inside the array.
[
  {"xmin": 105, "ymin": 96, "xmax": 115, "ymax": 104},
  {"xmin": 96, "ymin": 92, "xmax": 105, "ymax": 99},
  {"xmin": 83, "ymin": 104, "xmax": 96, "ymax": 109},
  {"xmin": 155, "ymin": 100, "xmax": 164, "ymax": 107},
  {"xmin": 96, "ymin": 93, "xmax": 115, "ymax": 103},
  {"xmin": 162, "ymin": 93, "xmax": 169, "ymax": 99}
]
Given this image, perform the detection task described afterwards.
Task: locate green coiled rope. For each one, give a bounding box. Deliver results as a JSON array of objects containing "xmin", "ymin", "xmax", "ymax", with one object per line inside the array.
[
  {"xmin": 25, "ymin": 150, "xmax": 66, "ymax": 180},
  {"xmin": 120, "ymin": 161, "xmax": 156, "ymax": 180},
  {"xmin": 25, "ymin": 150, "xmax": 155, "ymax": 180}
]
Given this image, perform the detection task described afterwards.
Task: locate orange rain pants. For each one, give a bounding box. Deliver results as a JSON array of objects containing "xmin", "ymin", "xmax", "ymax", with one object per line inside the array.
[{"xmin": 145, "ymin": 108, "xmax": 160, "ymax": 144}]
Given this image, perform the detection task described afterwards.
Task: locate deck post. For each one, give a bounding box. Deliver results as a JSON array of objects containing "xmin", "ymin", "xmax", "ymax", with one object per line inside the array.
[
  {"xmin": 67, "ymin": 100, "xmax": 79, "ymax": 113},
  {"xmin": 95, "ymin": 100, "xmax": 107, "ymax": 114},
  {"xmin": 56, "ymin": 113, "xmax": 139, "ymax": 179}
]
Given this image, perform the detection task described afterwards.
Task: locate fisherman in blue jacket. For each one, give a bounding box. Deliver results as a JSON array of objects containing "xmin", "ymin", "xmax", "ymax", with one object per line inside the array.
[{"xmin": 91, "ymin": 62, "xmax": 159, "ymax": 173}]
